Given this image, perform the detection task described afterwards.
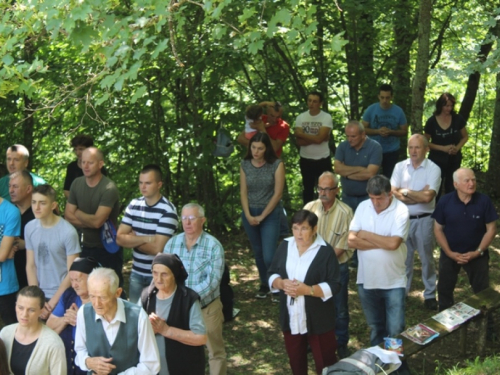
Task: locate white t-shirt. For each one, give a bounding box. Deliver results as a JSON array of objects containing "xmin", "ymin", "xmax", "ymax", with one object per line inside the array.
[
  {"xmin": 295, "ymin": 110, "xmax": 333, "ymax": 159},
  {"xmin": 349, "ymin": 197, "xmax": 409, "ymax": 289}
]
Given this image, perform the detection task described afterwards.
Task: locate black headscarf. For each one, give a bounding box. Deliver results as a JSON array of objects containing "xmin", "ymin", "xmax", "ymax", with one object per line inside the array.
[
  {"xmin": 69, "ymin": 257, "xmax": 100, "ymax": 274},
  {"xmin": 152, "ymin": 253, "xmax": 189, "ymax": 285}
]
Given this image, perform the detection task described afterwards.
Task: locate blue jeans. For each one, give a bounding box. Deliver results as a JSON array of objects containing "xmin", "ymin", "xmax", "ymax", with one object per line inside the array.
[
  {"xmin": 357, "ymin": 285, "xmax": 405, "ymax": 346},
  {"xmin": 242, "ymin": 205, "xmax": 281, "ymax": 287},
  {"xmin": 335, "ymin": 263, "xmax": 350, "ymax": 346},
  {"xmin": 128, "ymin": 272, "xmax": 153, "ymax": 304}
]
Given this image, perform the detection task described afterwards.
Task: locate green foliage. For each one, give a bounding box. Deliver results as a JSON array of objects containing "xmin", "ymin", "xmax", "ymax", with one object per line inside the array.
[{"xmin": 436, "ymin": 356, "xmax": 500, "ymax": 375}]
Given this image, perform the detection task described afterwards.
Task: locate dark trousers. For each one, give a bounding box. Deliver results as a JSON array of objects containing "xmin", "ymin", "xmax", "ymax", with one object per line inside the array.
[
  {"xmin": 437, "ymin": 250, "xmax": 489, "ymax": 310},
  {"xmin": 381, "ymin": 150, "xmax": 400, "ymax": 179},
  {"xmin": 14, "ymin": 249, "xmax": 28, "ymax": 289},
  {"xmin": 431, "ymin": 153, "xmax": 462, "ymax": 202},
  {"xmin": 81, "ymin": 246, "xmax": 124, "ymax": 288},
  {"xmin": 0, "ymin": 292, "xmax": 17, "ymax": 325},
  {"xmin": 299, "ymin": 157, "xmax": 333, "ymax": 205},
  {"xmin": 283, "ymin": 329, "xmax": 337, "ymax": 375}
]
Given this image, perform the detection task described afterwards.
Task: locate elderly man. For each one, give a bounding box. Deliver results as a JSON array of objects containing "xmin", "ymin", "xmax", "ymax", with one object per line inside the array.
[
  {"xmin": 348, "ymin": 175, "xmax": 409, "ymax": 346},
  {"xmin": 117, "ymin": 164, "xmax": 178, "ymax": 303},
  {"xmin": 362, "ymin": 84, "xmax": 408, "ymax": 178},
  {"xmin": 433, "ymin": 168, "xmax": 498, "ymax": 311},
  {"xmin": 75, "ymin": 267, "xmax": 160, "ymax": 374},
  {"xmin": 304, "ymin": 171, "xmax": 353, "ymax": 359},
  {"xmin": 65, "ymin": 147, "xmax": 123, "ymax": 286},
  {"xmin": 47, "ymin": 257, "xmax": 100, "ymax": 375},
  {"xmin": 391, "ymin": 134, "xmax": 441, "ymax": 310},
  {"xmin": 295, "ymin": 91, "xmax": 334, "ymax": 204},
  {"xmin": 163, "ymin": 203, "xmax": 227, "ymax": 375},
  {"xmin": 9, "ymin": 170, "xmax": 35, "ymax": 288},
  {"xmin": 0, "ymin": 144, "xmax": 46, "ymax": 200},
  {"xmin": 237, "ymin": 101, "xmax": 290, "ymax": 157}
]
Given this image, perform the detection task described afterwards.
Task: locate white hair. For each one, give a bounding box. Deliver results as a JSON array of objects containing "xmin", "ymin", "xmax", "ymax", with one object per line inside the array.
[{"xmin": 88, "ymin": 267, "xmax": 119, "ymax": 294}]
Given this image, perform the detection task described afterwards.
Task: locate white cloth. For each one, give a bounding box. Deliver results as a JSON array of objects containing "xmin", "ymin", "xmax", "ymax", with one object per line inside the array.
[
  {"xmin": 350, "ymin": 197, "xmax": 409, "ymax": 289},
  {"xmin": 295, "ymin": 110, "xmax": 333, "ymax": 159},
  {"xmin": 75, "ymin": 298, "xmax": 160, "ymax": 375},
  {"xmin": 269, "ymin": 235, "xmax": 332, "ymax": 335},
  {"xmin": 390, "ymin": 158, "xmax": 441, "ymax": 216}
]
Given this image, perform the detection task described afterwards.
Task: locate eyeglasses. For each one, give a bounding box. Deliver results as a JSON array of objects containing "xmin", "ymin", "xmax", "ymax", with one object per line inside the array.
[
  {"xmin": 317, "ymin": 186, "xmax": 338, "ymax": 193},
  {"xmin": 181, "ymin": 215, "xmax": 203, "ymax": 221}
]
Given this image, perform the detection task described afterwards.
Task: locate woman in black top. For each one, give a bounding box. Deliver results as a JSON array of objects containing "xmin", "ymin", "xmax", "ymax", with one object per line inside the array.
[{"xmin": 424, "ymin": 93, "xmax": 468, "ymax": 200}]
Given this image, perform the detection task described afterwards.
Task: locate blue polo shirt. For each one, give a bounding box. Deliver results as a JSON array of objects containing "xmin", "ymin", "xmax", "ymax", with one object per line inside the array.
[
  {"xmin": 335, "ymin": 137, "xmax": 382, "ymax": 196},
  {"xmin": 432, "ymin": 191, "xmax": 498, "ymax": 254}
]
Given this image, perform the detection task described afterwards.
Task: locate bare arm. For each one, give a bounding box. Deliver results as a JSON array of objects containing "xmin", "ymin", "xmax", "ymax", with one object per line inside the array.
[
  {"xmin": 295, "ymin": 127, "xmax": 330, "ymax": 145},
  {"xmin": 63, "ymin": 190, "xmax": 70, "ymax": 199},
  {"xmin": 392, "ymin": 185, "xmax": 436, "ymax": 205},
  {"xmin": 0, "ymin": 235, "xmax": 15, "ymax": 262},
  {"xmin": 150, "ymin": 312, "xmax": 207, "ymax": 346},
  {"xmin": 348, "ymin": 231, "xmax": 379, "ymax": 250},
  {"xmin": 236, "ymin": 132, "xmax": 249, "ymax": 148},
  {"xmin": 46, "ymin": 253, "xmax": 80, "ymax": 316},
  {"xmin": 64, "ymin": 202, "xmax": 84, "ymax": 227},
  {"xmin": 356, "ymin": 230, "xmax": 403, "ymax": 250},
  {"xmin": 334, "ymin": 160, "xmax": 365, "ymax": 177},
  {"xmin": 116, "ymin": 223, "xmax": 148, "ymax": 248},
  {"xmin": 75, "ymin": 206, "xmax": 112, "ymax": 229},
  {"xmin": 26, "ymin": 249, "xmax": 38, "ymax": 286},
  {"xmin": 136, "ymin": 235, "xmax": 171, "ymax": 256},
  {"xmin": 335, "ymin": 160, "xmax": 379, "ymax": 181},
  {"xmin": 46, "ymin": 314, "xmax": 69, "ymax": 334}
]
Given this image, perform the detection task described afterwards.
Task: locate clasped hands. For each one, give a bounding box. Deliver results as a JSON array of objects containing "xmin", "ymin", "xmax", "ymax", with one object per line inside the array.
[{"xmin": 282, "ymin": 279, "xmax": 306, "ymax": 299}]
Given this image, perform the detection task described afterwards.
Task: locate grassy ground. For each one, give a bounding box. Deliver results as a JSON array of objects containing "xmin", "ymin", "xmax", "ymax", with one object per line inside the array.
[{"xmin": 215, "ymin": 229, "xmax": 500, "ymax": 375}]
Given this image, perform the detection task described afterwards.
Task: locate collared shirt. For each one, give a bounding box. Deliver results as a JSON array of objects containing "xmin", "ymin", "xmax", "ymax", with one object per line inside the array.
[
  {"xmin": 303, "ymin": 199, "xmax": 354, "ymax": 264},
  {"xmin": 335, "ymin": 138, "xmax": 383, "ymax": 196},
  {"xmin": 163, "ymin": 231, "xmax": 225, "ymax": 307},
  {"xmin": 391, "ymin": 158, "xmax": 441, "ymax": 216},
  {"xmin": 74, "ymin": 298, "xmax": 160, "ymax": 375},
  {"xmin": 269, "ymin": 235, "xmax": 332, "ymax": 335},
  {"xmin": 350, "ymin": 197, "xmax": 410, "ymax": 290}
]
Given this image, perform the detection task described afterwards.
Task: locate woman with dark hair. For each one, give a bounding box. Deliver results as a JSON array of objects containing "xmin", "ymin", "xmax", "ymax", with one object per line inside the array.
[
  {"xmin": 240, "ymin": 132, "xmax": 285, "ymax": 299},
  {"xmin": 141, "ymin": 253, "xmax": 207, "ymax": 375},
  {"xmin": 424, "ymin": 93, "xmax": 468, "ymax": 199},
  {"xmin": 0, "ymin": 286, "xmax": 66, "ymax": 375},
  {"xmin": 268, "ymin": 210, "xmax": 340, "ymax": 375}
]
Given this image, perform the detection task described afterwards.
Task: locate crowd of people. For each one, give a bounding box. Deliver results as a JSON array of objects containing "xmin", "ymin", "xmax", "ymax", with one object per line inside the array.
[{"xmin": 0, "ymin": 85, "xmax": 497, "ymax": 375}]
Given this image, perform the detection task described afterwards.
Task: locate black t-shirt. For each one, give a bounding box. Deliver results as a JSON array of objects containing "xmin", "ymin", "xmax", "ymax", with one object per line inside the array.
[
  {"xmin": 11, "ymin": 338, "xmax": 38, "ymax": 375},
  {"xmin": 424, "ymin": 113, "xmax": 466, "ymax": 148}
]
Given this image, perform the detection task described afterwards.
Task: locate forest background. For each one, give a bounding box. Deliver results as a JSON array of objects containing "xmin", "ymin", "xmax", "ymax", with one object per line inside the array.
[{"xmin": 0, "ymin": 0, "xmax": 499, "ymax": 230}]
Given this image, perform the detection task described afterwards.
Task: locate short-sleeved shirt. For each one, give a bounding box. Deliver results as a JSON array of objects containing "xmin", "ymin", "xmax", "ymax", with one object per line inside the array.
[
  {"xmin": 25, "ymin": 218, "xmax": 81, "ymax": 298},
  {"xmin": 0, "ymin": 199, "xmax": 21, "ymax": 296},
  {"xmin": 261, "ymin": 115, "xmax": 290, "ymax": 158},
  {"xmin": 121, "ymin": 196, "xmax": 178, "ymax": 277},
  {"xmin": 295, "ymin": 110, "xmax": 333, "ymax": 159},
  {"xmin": 363, "ymin": 103, "xmax": 407, "ymax": 153},
  {"xmin": 303, "ymin": 199, "xmax": 354, "ymax": 264},
  {"xmin": 0, "ymin": 172, "xmax": 46, "ymax": 201},
  {"xmin": 68, "ymin": 176, "xmax": 120, "ymax": 248},
  {"xmin": 432, "ymin": 191, "xmax": 498, "ymax": 254},
  {"xmin": 335, "ymin": 138, "xmax": 383, "ymax": 196},
  {"xmin": 163, "ymin": 232, "xmax": 225, "ymax": 307},
  {"xmin": 350, "ymin": 197, "xmax": 409, "ymax": 289},
  {"xmin": 424, "ymin": 114, "xmax": 466, "ymax": 149},
  {"xmin": 390, "ymin": 158, "xmax": 441, "ymax": 216}
]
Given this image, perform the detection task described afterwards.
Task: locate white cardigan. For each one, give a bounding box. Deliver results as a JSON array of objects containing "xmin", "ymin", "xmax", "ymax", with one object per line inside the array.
[{"xmin": 0, "ymin": 323, "xmax": 67, "ymax": 375}]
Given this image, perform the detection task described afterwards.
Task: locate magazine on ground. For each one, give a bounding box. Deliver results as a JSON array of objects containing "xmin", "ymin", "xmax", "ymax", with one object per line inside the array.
[
  {"xmin": 432, "ymin": 302, "xmax": 480, "ymax": 330},
  {"xmin": 402, "ymin": 324, "xmax": 439, "ymax": 345}
]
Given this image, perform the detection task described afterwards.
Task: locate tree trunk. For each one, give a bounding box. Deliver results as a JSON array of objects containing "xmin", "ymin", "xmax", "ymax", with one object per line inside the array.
[
  {"xmin": 410, "ymin": 0, "xmax": 432, "ymax": 133},
  {"xmin": 485, "ymin": 57, "xmax": 500, "ymax": 197}
]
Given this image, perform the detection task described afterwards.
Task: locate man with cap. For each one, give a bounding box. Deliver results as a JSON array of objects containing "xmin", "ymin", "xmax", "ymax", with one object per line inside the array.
[
  {"xmin": 47, "ymin": 257, "xmax": 100, "ymax": 375},
  {"xmin": 141, "ymin": 253, "xmax": 207, "ymax": 375}
]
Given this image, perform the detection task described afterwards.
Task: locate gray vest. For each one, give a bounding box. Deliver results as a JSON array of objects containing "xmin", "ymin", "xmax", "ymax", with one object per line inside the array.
[{"xmin": 83, "ymin": 300, "xmax": 141, "ymax": 375}]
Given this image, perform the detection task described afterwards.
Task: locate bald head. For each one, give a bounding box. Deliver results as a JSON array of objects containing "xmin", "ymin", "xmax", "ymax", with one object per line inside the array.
[{"xmin": 82, "ymin": 147, "xmax": 104, "ymax": 179}]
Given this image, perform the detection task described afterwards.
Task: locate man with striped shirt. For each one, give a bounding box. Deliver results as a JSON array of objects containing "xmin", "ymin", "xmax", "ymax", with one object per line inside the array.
[
  {"xmin": 116, "ymin": 164, "xmax": 178, "ymax": 303},
  {"xmin": 304, "ymin": 171, "xmax": 353, "ymax": 359}
]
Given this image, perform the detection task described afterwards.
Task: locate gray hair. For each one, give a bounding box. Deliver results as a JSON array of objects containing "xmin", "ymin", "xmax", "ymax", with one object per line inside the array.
[
  {"xmin": 345, "ymin": 120, "xmax": 365, "ymax": 134},
  {"xmin": 453, "ymin": 168, "xmax": 474, "ymax": 183},
  {"xmin": 408, "ymin": 133, "xmax": 429, "ymax": 148},
  {"xmin": 318, "ymin": 171, "xmax": 339, "ymax": 186},
  {"xmin": 366, "ymin": 175, "xmax": 391, "ymax": 195},
  {"xmin": 182, "ymin": 203, "xmax": 205, "ymax": 217},
  {"xmin": 88, "ymin": 267, "xmax": 119, "ymax": 294},
  {"xmin": 10, "ymin": 170, "xmax": 33, "ymax": 186}
]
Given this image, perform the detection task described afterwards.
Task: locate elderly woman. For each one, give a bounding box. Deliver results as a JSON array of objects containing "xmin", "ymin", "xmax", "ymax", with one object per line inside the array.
[
  {"xmin": 424, "ymin": 93, "xmax": 468, "ymax": 200},
  {"xmin": 240, "ymin": 132, "xmax": 285, "ymax": 299},
  {"xmin": 141, "ymin": 253, "xmax": 207, "ymax": 375},
  {"xmin": 268, "ymin": 210, "xmax": 340, "ymax": 375},
  {"xmin": 0, "ymin": 286, "xmax": 66, "ymax": 375}
]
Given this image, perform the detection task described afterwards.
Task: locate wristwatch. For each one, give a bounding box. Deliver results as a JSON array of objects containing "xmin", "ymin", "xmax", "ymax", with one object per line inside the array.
[
  {"xmin": 402, "ymin": 189, "xmax": 409, "ymax": 197},
  {"xmin": 476, "ymin": 248, "xmax": 484, "ymax": 256}
]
